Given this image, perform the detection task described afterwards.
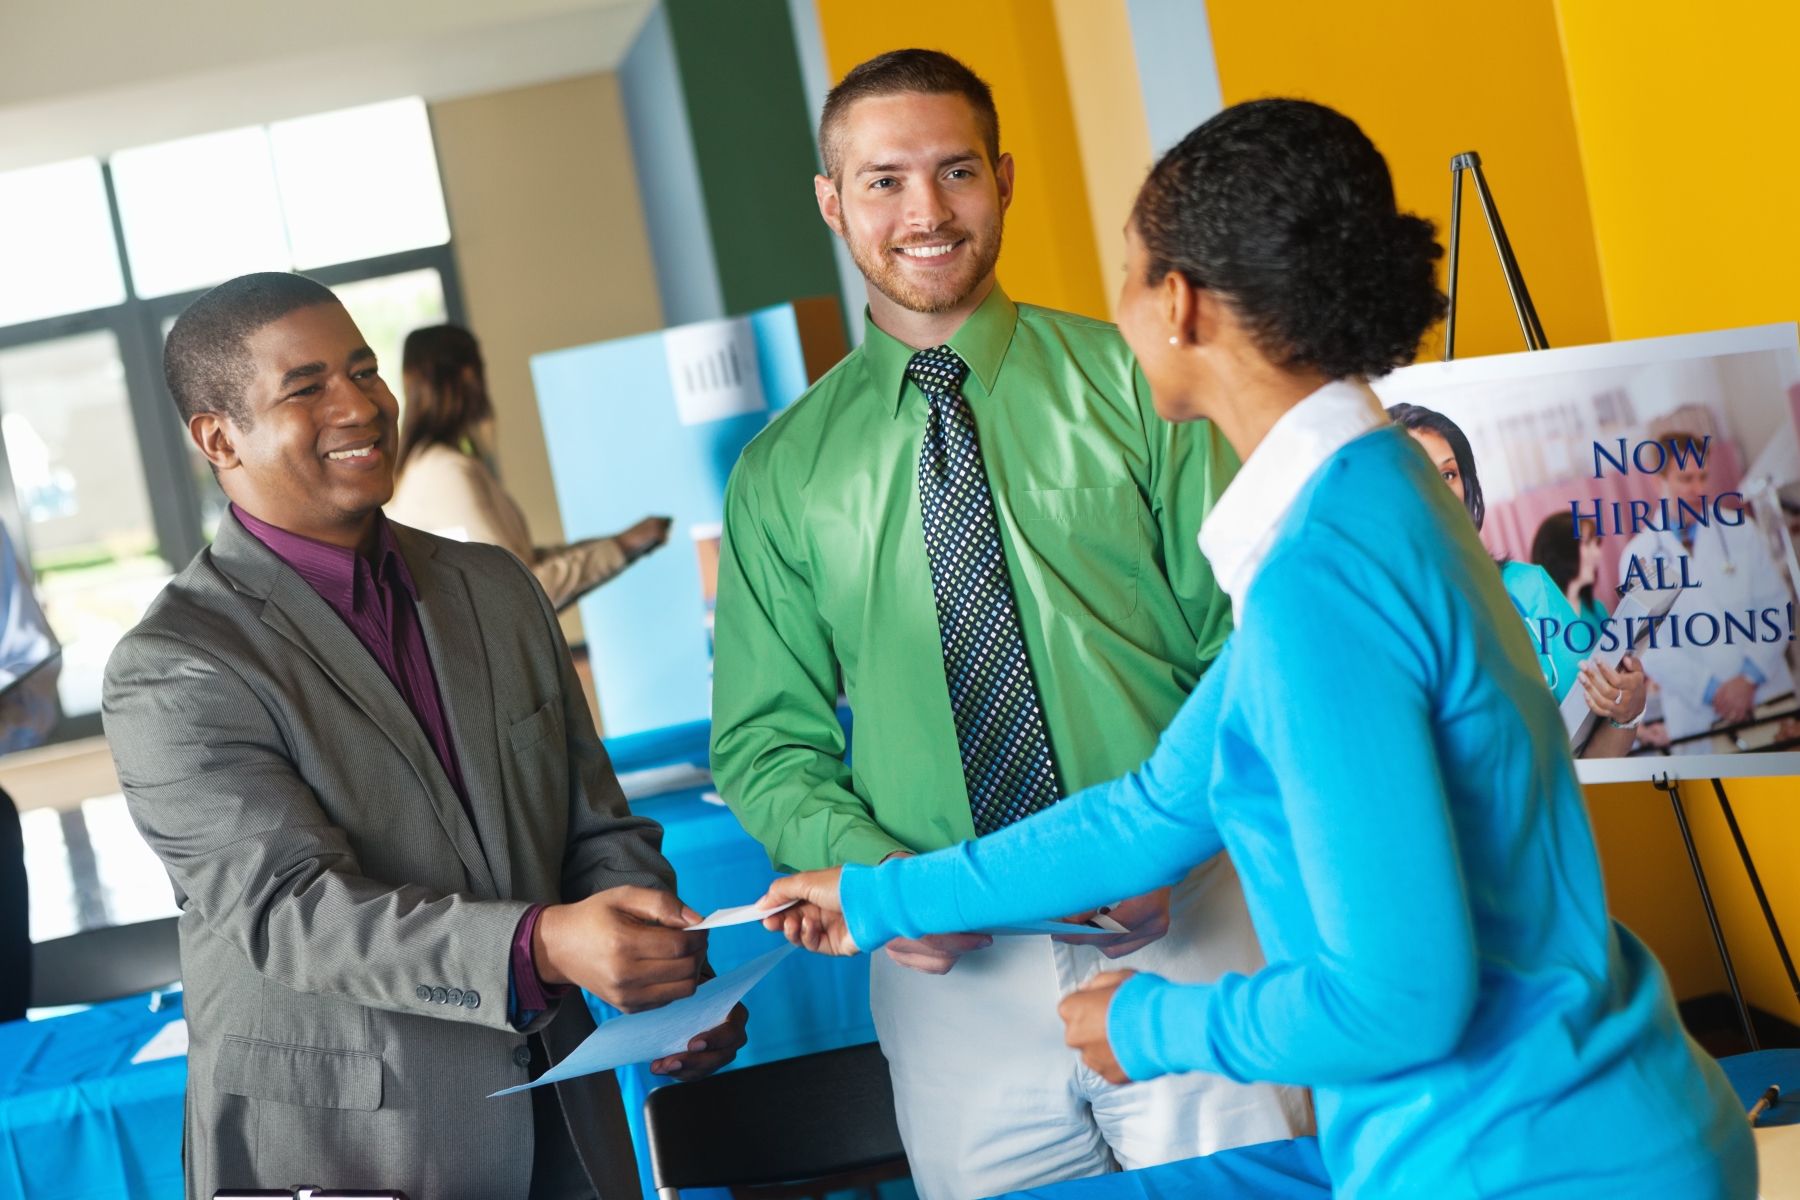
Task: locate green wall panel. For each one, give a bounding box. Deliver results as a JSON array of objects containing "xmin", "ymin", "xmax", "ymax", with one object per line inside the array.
[{"xmin": 665, "ymin": 0, "xmax": 842, "ymax": 316}]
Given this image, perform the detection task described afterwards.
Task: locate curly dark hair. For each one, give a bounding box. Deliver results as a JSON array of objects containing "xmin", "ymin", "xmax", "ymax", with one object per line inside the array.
[{"xmin": 1132, "ymin": 99, "xmax": 1446, "ymax": 380}]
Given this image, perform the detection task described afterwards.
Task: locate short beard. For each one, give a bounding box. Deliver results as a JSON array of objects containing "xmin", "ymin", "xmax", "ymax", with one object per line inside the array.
[{"xmin": 843, "ymin": 211, "xmax": 1004, "ymax": 315}]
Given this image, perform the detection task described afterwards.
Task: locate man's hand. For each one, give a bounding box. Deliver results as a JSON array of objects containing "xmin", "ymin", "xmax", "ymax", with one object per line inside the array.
[
  {"xmin": 1056, "ymin": 887, "xmax": 1172, "ymax": 959},
  {"xmin": 650, "ymin": 1002, "xmax": 748, "ymax": 1081},
  {"xmin": 883, "ymin": 933, "xmax": 994, "ymax": 974},
  {"xmin": 1714, "ymin": 674, "xmax": 1757, "ymax": 724},
  {"xmin": 760, "ymin": 867, "xmax": 863, "ymax": 957},
  {"xmin": 533, "ymin": 886, "xmax": 706, "ymax": 1013},
  {"xmin": 1058, "ymin": 970, "xmax": 1135, "ymax": 1085}
]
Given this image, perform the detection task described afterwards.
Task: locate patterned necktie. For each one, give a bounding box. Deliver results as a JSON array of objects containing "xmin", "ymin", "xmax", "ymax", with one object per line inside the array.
[{"xmin": 907, "ymin": 345, "xmax": 1061, "ymax": 835}]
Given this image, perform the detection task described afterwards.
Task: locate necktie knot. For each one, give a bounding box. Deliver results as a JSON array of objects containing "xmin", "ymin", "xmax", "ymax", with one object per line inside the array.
[{"xmin": 905, "ymin": 346, "xmax": 970, "ymax": 399}]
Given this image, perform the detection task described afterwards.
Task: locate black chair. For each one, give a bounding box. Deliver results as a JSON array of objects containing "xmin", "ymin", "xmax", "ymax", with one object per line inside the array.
[
  {"xmin": 31, "ymin": 916, "xmax": 180, "ymax": 1008},
  {"xmin": 645, "ymin": 1041, "xmax": 910, "ymax": 1200}
]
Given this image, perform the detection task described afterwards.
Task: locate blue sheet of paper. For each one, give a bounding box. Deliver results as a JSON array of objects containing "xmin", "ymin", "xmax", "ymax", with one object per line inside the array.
[{"xmin": 489, "ymin": 943, "xmax": 797, "ymax": 1097}]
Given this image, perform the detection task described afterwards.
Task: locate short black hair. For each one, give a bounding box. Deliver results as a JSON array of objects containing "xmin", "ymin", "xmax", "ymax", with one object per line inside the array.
[
  {"xmin": 1132, "ymin": 99, "xmax": 1446, "ymax": 381},
  {"xmin": 1387, "ymin": 402, "xmax": 1485, "ymax": 530},
  {"xmin": 819, "ymin": 49, "xmax": 999, "ymax": 181},
  {"xmin": 1531, "ymin": 510, "xmax": 1586, "ymax": 602},
  {"xmin": 164, "ymin": 271, "xmax": 340, "ymax": 426}
]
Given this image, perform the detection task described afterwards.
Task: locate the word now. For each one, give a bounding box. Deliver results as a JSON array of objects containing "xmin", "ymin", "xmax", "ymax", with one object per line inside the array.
[{"xmin": 1593, "ymin": 436, "xmax": 1711, "ymax": 478}]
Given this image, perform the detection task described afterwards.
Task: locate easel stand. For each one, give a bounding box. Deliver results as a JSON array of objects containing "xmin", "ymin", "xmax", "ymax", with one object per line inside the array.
[
  {"xmin": 1443, "ymin": 151, "xmax": 1550, "ymax": 360},
  {"xmin": 1448, "ymin": 151, "xmax": 1799, "ymax": 1049}
]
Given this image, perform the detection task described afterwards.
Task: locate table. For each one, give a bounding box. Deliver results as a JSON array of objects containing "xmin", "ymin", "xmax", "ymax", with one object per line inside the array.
[
  {"xmin": 995, "ymin": 1138, "xmax": 1329, "ymax": 1200},
  {"xmin": 596, "ymin": 719, "xmax": 878, "ymax": 1200},
  {"xmin": 0, "ymin": 989, "xmax": 186, "ymax": 1200},
  {"xmin": 0, "ymin": 719, "xmax": 872, "ymax": 1200}
]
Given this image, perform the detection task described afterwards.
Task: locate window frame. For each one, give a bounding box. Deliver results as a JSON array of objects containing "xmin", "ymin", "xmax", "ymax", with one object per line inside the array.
[{"xmin": 0, "ymin": 162, "xmax": 465, "ymax": 742}]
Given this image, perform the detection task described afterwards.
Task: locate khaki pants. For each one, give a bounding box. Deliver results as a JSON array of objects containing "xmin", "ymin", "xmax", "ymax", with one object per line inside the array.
[{"xmin": 869, "ymin": 855, "xmax": 1312, "ymax": 1200}]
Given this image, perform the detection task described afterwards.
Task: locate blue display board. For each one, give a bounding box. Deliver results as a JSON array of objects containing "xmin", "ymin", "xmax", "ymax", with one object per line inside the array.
[{"xmin": 533, "ymin": 305, "xmax": 811, "ymax": 736}]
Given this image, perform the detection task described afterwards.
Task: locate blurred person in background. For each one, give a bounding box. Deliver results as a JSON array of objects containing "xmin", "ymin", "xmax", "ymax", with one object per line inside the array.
[
  {"xmin": 386, "ymin": 324, "xmax": 671, "ymax": 611},
  {"xmin": 1532, "ymin": 509, "xmax": 1610, "ymax": 637},
  {"xmin": 1388, "ymin": 403, "xmax": 1645, "ymax": 757},
  {"xmin": 1617, "ymin": 430, "xmax": 1793, "ymax": 753},
  {"xmin": 0, "ymin": 520, "xmax": 63, "ymax": 1022}
]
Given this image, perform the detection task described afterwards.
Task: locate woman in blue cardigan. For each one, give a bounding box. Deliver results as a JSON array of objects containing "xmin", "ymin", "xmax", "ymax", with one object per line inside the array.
[{"xmin": 759, "ymin": 99, "xmax": 1753, "ymax": 1198}]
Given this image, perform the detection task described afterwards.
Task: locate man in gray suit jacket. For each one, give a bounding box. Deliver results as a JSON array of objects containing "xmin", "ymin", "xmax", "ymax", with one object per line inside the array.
[{"xmin": 104, "ymin": 273, "xmax": 745, "ymax": 1200}]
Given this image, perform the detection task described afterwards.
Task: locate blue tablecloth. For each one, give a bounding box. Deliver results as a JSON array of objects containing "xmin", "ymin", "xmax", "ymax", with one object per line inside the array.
[
  {"xmin": 589, "ymin": 719, "xmax": 877, "ymax": 1199},
  {"xmin": 0, "ymin": 991, "xmax": 186, "ymax": 1200},
  {"xmin": 995, "ymin": 1138, "xmax": 1329, "ymax": 1200},
  {"xmin": 0, "ymin": 719, "xmax": 872, "ymax": 1200}
]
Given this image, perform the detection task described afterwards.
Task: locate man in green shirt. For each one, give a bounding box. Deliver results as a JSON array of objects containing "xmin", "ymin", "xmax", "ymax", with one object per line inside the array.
[{"xmin": 711, "ymin": 50, "xmax": 1307, "ymax": 1198}]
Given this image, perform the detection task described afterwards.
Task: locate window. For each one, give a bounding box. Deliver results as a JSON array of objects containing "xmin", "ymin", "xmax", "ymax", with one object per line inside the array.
[
  {"xmin": 0, "ymin": 332, "xmax": 167, "ymax": 716},
  {"xmin": 0, "ymin": 95, "xmax": 464, "ymax": 737},
  {"xmin": 111, "ymin": 126, "xmax": 292, "ymax": 299},
  {"xmin": 271, "ymin": 98, "xmax": 451, "ymax": 270},
  {"xmin": 0, "ymin": 158, "xmax": 125, "ymax": 326}
]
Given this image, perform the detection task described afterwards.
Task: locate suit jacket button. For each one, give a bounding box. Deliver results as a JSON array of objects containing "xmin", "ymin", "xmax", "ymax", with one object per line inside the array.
[
  {"xmin": 513, "ymin": 1045, "xmax": 532, "ymax": 1068},
  {"xmin": 416, "ymin": 985, "xmax": 432, "ymax": 1001},
  {"xmin": 431, "ymin": 987, "xmax": 449, "ymax": 1004},
  {"xmin": 447, "ymin": 988, "xmax": 464, "ymax": 1006},
  {"xmin": 464, "ymin": 990, "xmax": 480, "ymax": 1010}
]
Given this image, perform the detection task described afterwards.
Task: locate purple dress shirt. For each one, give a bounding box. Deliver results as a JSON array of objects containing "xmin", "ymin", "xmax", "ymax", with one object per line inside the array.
[{"xmin": 232, "ymin": 506, "xmax": 566, "ymax": 1020}]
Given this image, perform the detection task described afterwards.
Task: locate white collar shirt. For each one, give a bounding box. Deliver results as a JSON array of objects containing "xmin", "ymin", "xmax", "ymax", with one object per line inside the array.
[{"xmin": 1199, "ymin": 379, "xmax": 1390, "ymax": 624}]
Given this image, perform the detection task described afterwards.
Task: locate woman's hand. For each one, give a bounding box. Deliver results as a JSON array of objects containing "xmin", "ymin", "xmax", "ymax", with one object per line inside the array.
[
  {"xmin": 1579, "ymin": 653, "xmax": 1646, "ymax": 725},
  {"xmin": 1057, "ymin": 887, "xmax": 1173, "ymax": 959},
  {"xmin": 760, "ymin": 867, "xmax": 862, "ymax": 957},
  {"xmin": 1058, "ymin": 970, "xmax": 1136, "ymax": 1085},
  {"xmin": 617, "ymin": 516, "xmax": 673, "ymax": 562}
]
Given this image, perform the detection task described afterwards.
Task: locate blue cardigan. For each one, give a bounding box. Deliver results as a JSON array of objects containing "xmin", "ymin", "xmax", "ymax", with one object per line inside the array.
[{"xmin": 841, "ymin": 429, "xmax": 1753, "ymax": 1198}]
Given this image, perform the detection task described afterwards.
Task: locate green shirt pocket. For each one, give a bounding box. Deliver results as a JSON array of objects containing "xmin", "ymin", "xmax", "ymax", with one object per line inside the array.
[{"xmin": 1012, "ymin": 485, "xmax": 1140, "ymax": 622}]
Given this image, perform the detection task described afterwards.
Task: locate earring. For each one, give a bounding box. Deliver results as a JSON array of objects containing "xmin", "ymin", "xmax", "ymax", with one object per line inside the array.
[{"xmin": 1169, "ymin": 336, "xmax": 1178, "ymax": 345}]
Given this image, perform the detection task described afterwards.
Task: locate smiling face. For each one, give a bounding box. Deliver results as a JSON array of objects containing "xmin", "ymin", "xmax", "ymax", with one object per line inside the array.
[
  {"xmin": 817, "ymin": 91, "xmax": 1011, "ymax": 315},
  {"xmin": 190, "ymin": 301, "xmax": 399, "ymax": 548}
]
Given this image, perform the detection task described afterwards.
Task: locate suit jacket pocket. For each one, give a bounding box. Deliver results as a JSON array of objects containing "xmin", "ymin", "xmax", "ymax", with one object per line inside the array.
[
  {"xmin": 509, "ymin": 698, "xmax": 562, "ymax": 754},
  {"xmin": 213, "ymin": 1035, "xmax": 383, "ymax": 1111},
  {"xmin": 1012, "ymin": 485, "xmax": 1141, "ymax": 622}
]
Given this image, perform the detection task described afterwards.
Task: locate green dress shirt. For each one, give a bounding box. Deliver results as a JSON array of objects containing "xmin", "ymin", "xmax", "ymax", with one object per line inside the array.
[{"xmin": 710, "ymin": 284, "xmax": 1237, "ymax": 872}]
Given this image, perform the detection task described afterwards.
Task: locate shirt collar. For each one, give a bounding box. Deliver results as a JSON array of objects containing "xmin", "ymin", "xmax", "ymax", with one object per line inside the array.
[
  {"xmin": 861, "ymin": 282, "xmax": 1020, "ymax": 417},
  {"xmin": 1198, "ymin": 379, "xmax": 1389, "ymax": 623},
  {"xmin": 231, "ymin": 504, "xmax": 417, "ymax": 612}
]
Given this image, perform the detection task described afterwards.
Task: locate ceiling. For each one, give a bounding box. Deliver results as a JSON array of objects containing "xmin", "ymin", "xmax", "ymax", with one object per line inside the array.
[{"xmin": 0, "ymin": 0, "xmax": 654, "ymax": 172}]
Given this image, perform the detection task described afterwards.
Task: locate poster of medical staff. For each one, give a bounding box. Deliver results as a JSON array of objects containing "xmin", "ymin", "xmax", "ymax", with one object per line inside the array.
[{"xmin": 1374, "ymin": 324, "xmax": 1800, "ymax": 778}]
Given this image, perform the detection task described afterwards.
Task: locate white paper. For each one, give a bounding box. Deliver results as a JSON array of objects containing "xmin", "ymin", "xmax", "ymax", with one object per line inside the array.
[
  {"xmin": 130, "ymin": 1018, "xmax": 188, "ymax": 1064},
  {"xmin": 488, "ymin": 943, "xmax": 796, "ymax": 1097},
  {"xmin": 686, "ymin": 900, "xmax": 795, "ymax": 930},
  {"xmin": 663, "ymin": 317, "xmax": 767, "ymax": 426},
  {"xmin": 976, "ymin": 919, "xmax": 1119, "ymax": 937}
]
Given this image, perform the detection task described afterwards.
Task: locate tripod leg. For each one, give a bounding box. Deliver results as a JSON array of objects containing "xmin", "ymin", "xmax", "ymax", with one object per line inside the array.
[
  {"xmin": 1446, "ymin": 164, "xmax": 1464, "ymax": 362},
  {"xmin": 1658, "ymin": 775, "xmax": 1758, "ymax": 1049},
  {"xmin": 1712, "ymin": 778, "xmax": 1800, "ymax": 1009}
]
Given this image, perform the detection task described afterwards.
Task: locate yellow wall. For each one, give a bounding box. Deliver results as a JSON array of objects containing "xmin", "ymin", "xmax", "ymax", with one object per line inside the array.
[
  {"xmin": 1551, "ymin": 2, "xmax": 1800, "ymax": 1019},
  {"xmin": 1555, "ymin": 1, "xmax": 1800, "ymax": 340},
  {"xmin": 813, "ymin": 0, "xmax": 1111, "ymax": 321},
  {"xmin": 1204, "ymin": 0, "xmax": 1611, "ymax": 360},
  {"xmin": 1050, "ymin": 0, "xmax": 1154, "ymax": 319},
  {"xmin": 431, "ymin": 73, "xmax": 665, "ymax": 653}
]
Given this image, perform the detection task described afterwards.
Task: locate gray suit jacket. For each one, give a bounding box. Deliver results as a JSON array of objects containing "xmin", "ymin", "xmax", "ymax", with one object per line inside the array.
[{"xmin": 104, "ymin": 514, "xmax": 671, "ymax": 1200}]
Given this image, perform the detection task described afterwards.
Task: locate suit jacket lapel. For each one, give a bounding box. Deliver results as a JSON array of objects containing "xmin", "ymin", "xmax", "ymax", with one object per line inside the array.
[
  {"xmin": 396, "ymin": 527, "xmax": 513, "ymax": 899},
  {"xmin": 211, "ymin": 517, "xmax": 499, "ymax": 898}
]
